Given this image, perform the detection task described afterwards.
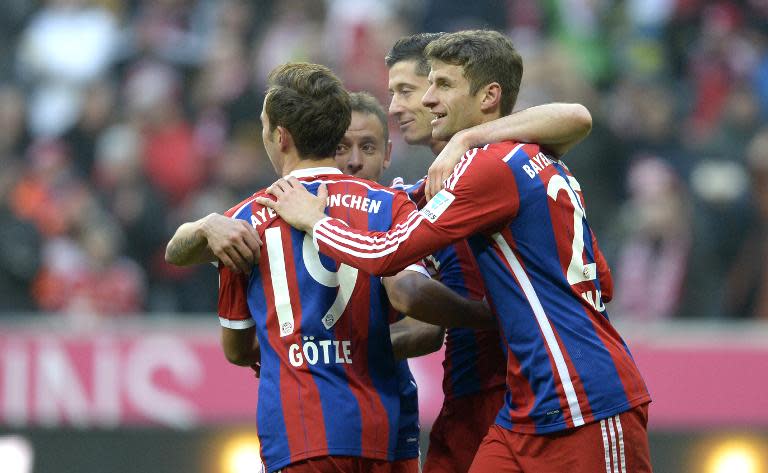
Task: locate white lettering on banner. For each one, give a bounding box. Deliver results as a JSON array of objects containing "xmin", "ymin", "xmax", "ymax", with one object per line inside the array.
[
  {"xmin": 36, "ymin": 338, "xmax": 91, "ymax": 428},
  {"xmin": 94, "ymin": 339, "xmax": 120, "ymax": 427},
  {"xmin": 2, "ymin": 340, "xmax": 27, "ymax": 426},
  {"xmin": 126, "ymin": 336, "xmax": 202, "ymax": 429},
  {"xmin": 0, "ymin": 335, "xmax": 204, "ymax": 428},
  {"xmin": 287, "ymin": 338, "xmax": 352, "ymax": 367}
]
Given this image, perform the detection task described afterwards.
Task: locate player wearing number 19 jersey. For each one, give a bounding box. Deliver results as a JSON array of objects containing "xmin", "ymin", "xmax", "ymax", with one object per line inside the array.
[
  {"xmin": 219, "ymin": 168, "xmax": 422, "ymax": 472},
  {"xmin": 216, "ymin": 62, "xmax": 420, "ymax": 473}
]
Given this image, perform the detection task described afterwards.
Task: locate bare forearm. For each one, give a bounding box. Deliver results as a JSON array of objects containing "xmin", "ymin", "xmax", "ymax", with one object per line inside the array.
[
  {"xmin": 458, "ymin": 103, "xmax": 592, "ymax": 157},
  {"xmin": 165, "ymin": 218, "xmax": 215, "ymax": 266},
  {"xmin": 390, "ymin": 317, "xmax": 445, "ymax": 360},
  {"xmin": 221, "ymin": 327, "xmax": 261, "ymax": 366},
  {"xmin": 385, "ymin": 273, "xmax": 495, "ymax": 329}
]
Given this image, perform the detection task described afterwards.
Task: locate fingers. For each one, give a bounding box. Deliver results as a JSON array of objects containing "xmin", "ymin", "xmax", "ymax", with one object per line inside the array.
[
  {"xmin": 255, "ymin": 196, "xmax": 277, "ymax": 210},
  {"xmin": 218, "ymin": 251, "xmax": 240, "ymax": 273},
  {"xmin": 224, "ymin": 245, "xmax": 252, "ymax": 274},
  {"xmin": 266, "ymin": 178, "xmax": 288, "ymax": 197},
  {"xmin": 317, "ymin": 182, "xmax": 328, "ymax": 200},
  {"xmin": 239, "ymin": 220, "xmax": 262, "ymax": 263}
]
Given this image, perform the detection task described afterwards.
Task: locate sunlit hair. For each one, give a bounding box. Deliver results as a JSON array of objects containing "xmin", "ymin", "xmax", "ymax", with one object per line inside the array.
[
  {"xmin": 425, "ymin": 30, "xmax": 522, "ymax": 116},
  {"xmin": 265, "ymin": 62, "xmax": 351, "ymax": 158}
]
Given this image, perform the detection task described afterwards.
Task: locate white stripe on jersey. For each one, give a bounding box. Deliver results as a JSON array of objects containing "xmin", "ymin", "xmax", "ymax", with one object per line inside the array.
[
  {"xmin": 501, "ymin": 143, "xmax": 526, "ymax": 162},
  {"xmin": 265, "ymin": 227, "xmax": 295, "ymax": 337},
  {"xmin": 313, "ymin": 211, "xmax": 427, "ymax": 258},
  {"xmin": 232, "ymin": 196, "xmax": 261, "ymax": 219},
  {"xmin": 314, "ymin": 214, "xmax": 426, "ymax": 260},
  {"xmin": 445, "ymin": 148, "xmax": 476, "ymax": 191},
  {"xmin": 218, "ymin": 317, "xmax": 256, "ymax": 329},
  {"xmin": 302, "ymin": 178, "xmax": 396, "ymax": 195},
  {"xmin": 316, "ymin": 210, "xmax": 423, "ymax": 248},
  {"xmin": 491, "ymin": 233, "xmax": 585, "ymax": 427}
]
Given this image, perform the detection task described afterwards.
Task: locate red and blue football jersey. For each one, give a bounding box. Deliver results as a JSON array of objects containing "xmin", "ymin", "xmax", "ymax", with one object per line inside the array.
[
  {"xmin": 218, "ymin": 167, "xmax": 419, "ymax": 471},
  {"xmin": 311, "ymin": 143, "xmax": 650, "ymax": 434},
  {"xmin": 391, "ymin": 178, "xmax": 506, "ymax": 400}
]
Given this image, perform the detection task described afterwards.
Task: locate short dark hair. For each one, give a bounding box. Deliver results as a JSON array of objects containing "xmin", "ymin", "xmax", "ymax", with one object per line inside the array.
[
  {"xmin": 349, "ymin": 91, "xmax": 389, "ymax": 144},
  {"xmin": 425, "ymin": 30, "xmax": 522, "ymax": 116},
  {"xmin": 385, "ymin": 32, "xmax": 446, "ymax": 76},
  {"xmin": 265, "ymin": 62, "xmax": 351, "ymax": 158}
]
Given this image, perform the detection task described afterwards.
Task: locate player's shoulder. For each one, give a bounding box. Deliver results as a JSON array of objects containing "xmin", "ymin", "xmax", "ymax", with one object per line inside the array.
[
  {"xmin": 474, "ymin": 141, "xmax": 543, "ymax": 162},
  {"xmin": 301, "ymin": 173, "xmax": 397, "ymax": 196},
  {"xmin": 224, "ymin": 188, "xmax": 269, "ymax": 218}
]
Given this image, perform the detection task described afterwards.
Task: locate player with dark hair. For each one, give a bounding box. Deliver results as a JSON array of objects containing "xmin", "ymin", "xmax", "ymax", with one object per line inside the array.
[
  {"xmin": 383, "ymin": 32, "xmax": 596, "ymax": 473},
  {"xmin": 257, "ymin": 31, "xmax": 652, "ymax": 473}
]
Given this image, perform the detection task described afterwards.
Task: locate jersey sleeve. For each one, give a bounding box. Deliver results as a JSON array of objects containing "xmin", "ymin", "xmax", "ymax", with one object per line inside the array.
[
  {"xmin": 312, "ymin": 145, "xmax": 521, "ymax": 276},
  {"xmin": 218, "ymin": 264, "xmax": 255, "ymax": 329},
  {"xmin": 592, "ymin": 232, "xmax": 613, "ymax": 302}
]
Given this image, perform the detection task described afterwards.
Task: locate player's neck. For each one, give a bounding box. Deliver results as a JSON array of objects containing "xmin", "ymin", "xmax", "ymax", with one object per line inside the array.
[{"xmin": 281, "ymin": 153, "xmax": 337, "ymax": 176}]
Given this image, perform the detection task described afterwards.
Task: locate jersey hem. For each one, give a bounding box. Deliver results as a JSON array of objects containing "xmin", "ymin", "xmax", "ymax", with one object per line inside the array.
[
  {"xmin": 266, "ymin": 447, "xmax": 392, "ymax": 472},
  {"xmin": 495, "ymin": 394, "xmax": 652, "ymax": 435},
  {"xmin": 218, "ymin": 317, "xmax": 255, "ymax": 329}
]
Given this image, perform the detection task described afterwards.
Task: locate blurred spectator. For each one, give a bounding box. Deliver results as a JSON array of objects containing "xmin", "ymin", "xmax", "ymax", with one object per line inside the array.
[
  {"xmin": 124, "ymin": 61, "xmax": 206, "ymax": 207},
  {"xmin": 0, "ymin": 161, "xmax": 42, "ymax": 312},
  {"xmin": 0, "ymin": 0, "xmax": 764, "ymax": 318},
  {"xmin": 17, "ymin": 0, "xmax": 118, "ymax": 137},
  {"xmin": 726, "ymin": 128, "xmax": 768, "ymax": 319},
  {"xmin": 612, "ymin": 157, "xmax": 694, "ymax": 320},
  {"xmin": 93, "ymin": 124, "xmax": 168, "ymax": 282},
  {"xmin": 0, "ymin": 85, "xmax": 31, "ymax": 158}
]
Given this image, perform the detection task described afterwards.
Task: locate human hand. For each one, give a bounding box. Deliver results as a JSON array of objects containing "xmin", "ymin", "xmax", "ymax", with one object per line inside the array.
[
  {"xmin": 426, "ymin": 131, "xmax": 471, "ymax": 201},
  {"xmin": 202, "ymin": 213, "xmax": 261, "ymax": 274},
  {"xmin": 255, "ymin": 177, "xmax": 328, "ymax": 233}
]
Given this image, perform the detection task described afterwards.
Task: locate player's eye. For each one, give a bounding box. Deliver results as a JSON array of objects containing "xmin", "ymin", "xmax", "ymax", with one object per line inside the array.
[
  {"xmin": 362, "ymin": 144, "xmax": 376, "ymax": 153},
  {"xmin": 336, "ymin": 144, "xmax": 349, "ymax": 153}
]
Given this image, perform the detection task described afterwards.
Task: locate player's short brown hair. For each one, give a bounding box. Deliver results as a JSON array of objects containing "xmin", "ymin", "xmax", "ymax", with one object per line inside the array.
[
  {"xmin": 349, "ymin": 91, "xmax": 389, "ymax": 144},
  {"xmin": 425, "ymin": 30, "xmax": 522, "ymax": 116},
  {"xmin": 385, "ymin": 32, "xmax": 446, "ymax": 76},
  {"xmin": 265, "ymin": 62, "xmax": 351, "ymax": 159}
]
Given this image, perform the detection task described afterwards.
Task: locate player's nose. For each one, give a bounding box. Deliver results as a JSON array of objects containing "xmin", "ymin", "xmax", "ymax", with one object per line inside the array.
[
  {"xmin": 421, "ymin": 85, "xmax": 437, "ymax": 108},
  {"xmin": 347, "ymin": 150, "xmax": 363, "ymax": 174},
  {"xmin": 389, "ymin": 97, "xmax": 404, "ymax": 117}
]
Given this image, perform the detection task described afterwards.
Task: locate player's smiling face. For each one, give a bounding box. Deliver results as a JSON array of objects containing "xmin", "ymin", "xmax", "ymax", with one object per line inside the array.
[
  {"xmin": 422, "ymin": 60, "xmax": 484, "ymax": 141},
  {"xmin": 387, "ymin": 60, "xmax": 434, "ymax": 146}
]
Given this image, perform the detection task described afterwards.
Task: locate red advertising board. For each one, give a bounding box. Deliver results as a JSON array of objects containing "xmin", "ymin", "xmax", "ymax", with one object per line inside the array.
[{"xmin": 0, "ymin": 318, "xmax": 766, "ymax": 429}]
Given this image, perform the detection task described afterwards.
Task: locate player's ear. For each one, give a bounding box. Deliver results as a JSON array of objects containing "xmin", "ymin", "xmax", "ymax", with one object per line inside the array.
[
  {"xmin": 383, "ymin": 140, "xmax": 393, "ymax": 170},
  {"xmin": 276, "ymin": 126, "xmax": 292, "ymax": 152},
  {"xmin": 479, "ymin": 82, "xmax": 502, "ymax": 113}
]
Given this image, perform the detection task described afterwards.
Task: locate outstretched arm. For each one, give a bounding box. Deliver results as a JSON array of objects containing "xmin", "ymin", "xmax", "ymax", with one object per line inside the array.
[
  {"xmin": 427, "ymin": 103, "xmax": 591, "ymax": 199},
  {"xmin": 384, "ymin": 270, "xmax": 495, "ymax": 331},
  {"xmin": 165, "ymin": 213, "xmax": 262, "ymax": 273},
  {"xmin": 389, "ymin": 316, "xmax": 445, "ymax": 360}
]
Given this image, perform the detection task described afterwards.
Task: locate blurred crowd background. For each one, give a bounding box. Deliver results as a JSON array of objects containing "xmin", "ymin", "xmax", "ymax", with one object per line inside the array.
[{"xmin": 1, "ymin": 0, "xmax": 767, "ymax": 322}]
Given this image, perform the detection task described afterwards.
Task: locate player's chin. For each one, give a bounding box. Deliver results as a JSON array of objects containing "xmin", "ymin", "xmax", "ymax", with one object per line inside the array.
[{"xmin": 431, "ymin": 126, "xmax": 451, "ymax": 142}]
